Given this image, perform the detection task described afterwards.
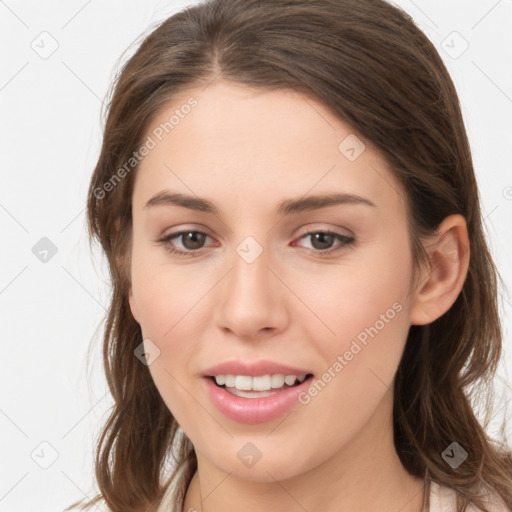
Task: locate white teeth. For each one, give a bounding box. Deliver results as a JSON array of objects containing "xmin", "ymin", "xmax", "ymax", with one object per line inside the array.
[
  {"xmin": 224, "ymin": 375, "xmax": 236, "ymax": 387},
  {"xmin": 235, "ymin": 375, "xmax": 252, "ymax": 390},
  {"xmin": 253, "ymin": 375, "xmax": 272, "ymax": 391},
  {"xmin": 271, "ymin": 374, "xmax": 285, "ymax": 388},
  {"xmin": 213, "ymin": 373, "xmax": 308, "ymax": 391},
  {"xmin": 284, "ymin": 375, "xmax": 296, "ymax": 386},
  {"xmin": 226, "ymin": 388, "xmax": 276, "ymax": 398}
]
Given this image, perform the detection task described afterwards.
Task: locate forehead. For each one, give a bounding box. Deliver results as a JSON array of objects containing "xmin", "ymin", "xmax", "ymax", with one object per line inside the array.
[{"xmin": 132, "ymin": 80, "xmax": 406, "ymax": 217}]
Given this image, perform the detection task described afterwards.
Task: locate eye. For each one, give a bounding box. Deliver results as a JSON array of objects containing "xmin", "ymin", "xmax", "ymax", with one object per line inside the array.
[
  {"xmin": 157, "ymin": 230, "xmax": 213, "ymax": 256},
  {"xmin": 156, "ymin": 229, "xmax": 355, "ymax": 257},
  {"xmin": 294, "ymin": 230, "xmax": 355, "ymax": 255}
]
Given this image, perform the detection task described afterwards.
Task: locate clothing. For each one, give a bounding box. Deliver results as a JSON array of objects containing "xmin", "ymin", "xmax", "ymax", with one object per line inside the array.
[
  {"xmin": 429, "ymin": 481, "xmax": 510, "ymax": 512},
  {"xmin": 157, "ymin": 463, "xmax": 186, "ymax": 512},
  {"xmin": 157, "ymin": 465, "xmax": 510, "ymax": 512}
]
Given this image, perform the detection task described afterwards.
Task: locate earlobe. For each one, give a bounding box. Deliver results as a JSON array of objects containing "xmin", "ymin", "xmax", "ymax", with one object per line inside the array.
[{"xmin": 410, "ymin": 214, "xmax": 470, "ymax": 326}]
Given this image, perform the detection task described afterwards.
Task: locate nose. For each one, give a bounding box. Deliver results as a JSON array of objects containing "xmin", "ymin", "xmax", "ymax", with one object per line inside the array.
[{"xmin": 214, "ymin": 240, "xmax": 289, "ymax": 340}]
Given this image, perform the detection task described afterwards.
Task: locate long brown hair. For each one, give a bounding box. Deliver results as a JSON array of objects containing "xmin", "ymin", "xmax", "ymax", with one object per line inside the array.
[{"xmin": 67, "ymin": 0, "xmax": 512, "ymax": 510}]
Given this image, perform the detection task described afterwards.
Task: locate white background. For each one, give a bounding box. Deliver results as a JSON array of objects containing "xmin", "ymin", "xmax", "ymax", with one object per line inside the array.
[{"xmin": 1, "ymin": 1, "xmax": 511, "ymax": 510}]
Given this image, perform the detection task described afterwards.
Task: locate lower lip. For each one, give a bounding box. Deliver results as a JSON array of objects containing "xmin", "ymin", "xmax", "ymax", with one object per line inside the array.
[{"xmin": 202, "ymin": 376, "xmax": 313, "ymax": 424}]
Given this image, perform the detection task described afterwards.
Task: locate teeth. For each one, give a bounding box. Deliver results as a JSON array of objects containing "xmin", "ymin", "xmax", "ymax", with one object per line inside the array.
[
  {"xmin": 284, "ymin": 375, "xmax": 296, "ymax": 386},
  {"xmin": 271, "ymin": 374, "xmax": 285, "ymax": 388},
  {"xmin": 253, "ymin": 375, "xmax": 272, "ymax": 391},
  {"xmin": 235, "ymin": 375, "xmax": 252, "ymax": 390},
  {"xmin": 224, "ymin": 375, "xmax": 236, "ymax": 387},
  {"xmin": 214, "ymin": 373, "xmax": 308, "ymax": 391}
]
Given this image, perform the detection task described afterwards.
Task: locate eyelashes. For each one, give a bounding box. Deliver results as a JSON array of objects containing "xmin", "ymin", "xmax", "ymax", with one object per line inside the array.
[{"xmin": 156, "ymin": 229, "xmax": 355, "ymax": 257}]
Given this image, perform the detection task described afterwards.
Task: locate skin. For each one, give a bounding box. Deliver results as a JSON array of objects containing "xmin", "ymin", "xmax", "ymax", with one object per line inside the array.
[{"xmin": 127, "ymin": 80, "xmax": 470, "ymax": 512}]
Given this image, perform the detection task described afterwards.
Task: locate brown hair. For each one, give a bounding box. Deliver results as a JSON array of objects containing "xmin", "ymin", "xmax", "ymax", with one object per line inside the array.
[{"xmin": 67, "ymin": 0, "xmax": 512, "ymax": 510}]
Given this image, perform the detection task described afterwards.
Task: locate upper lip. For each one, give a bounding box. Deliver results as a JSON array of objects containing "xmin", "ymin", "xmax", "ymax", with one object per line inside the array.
[{"xmin": 202, "ymin": 360, "xmax": 313, "ymax": 378}]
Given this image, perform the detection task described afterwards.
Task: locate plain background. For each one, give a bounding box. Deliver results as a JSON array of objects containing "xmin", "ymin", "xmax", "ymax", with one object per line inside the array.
[{"xmin": 1, "ymin": 1, "xmax": 511, "ymax": 510}]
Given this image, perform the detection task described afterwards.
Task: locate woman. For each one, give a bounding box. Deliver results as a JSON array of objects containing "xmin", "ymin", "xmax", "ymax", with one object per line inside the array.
[{"xmin": 68, "ymin": 0, "xmax": 512, "ymax": 510}]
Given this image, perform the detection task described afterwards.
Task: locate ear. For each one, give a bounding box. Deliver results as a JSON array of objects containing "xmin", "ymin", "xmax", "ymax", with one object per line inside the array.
[{"xmin": 410, "ymin": 214, "xmax": 470, "ymax": 326}]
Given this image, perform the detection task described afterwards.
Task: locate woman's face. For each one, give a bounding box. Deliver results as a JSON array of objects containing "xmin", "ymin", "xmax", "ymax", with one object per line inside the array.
[{"xmin": 128, "ymin": 80, "xmax": 420, "ymax": 481}]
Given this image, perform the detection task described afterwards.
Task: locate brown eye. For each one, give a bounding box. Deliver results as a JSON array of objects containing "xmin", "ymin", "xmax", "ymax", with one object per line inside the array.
[
  {"xmin": 178, "ymin": 231, "xmax": 207, "ymax": 250},
  {"xmin": 296, "ymin": 231, "xmax": 355, "ymax": 255},
  {"xmin": 158, "ymin": 230, "xmax": 212, "ymax": 256},
  {"xmin": 309, "ymin": 232, "xmax": 336, "ymax": 251}
]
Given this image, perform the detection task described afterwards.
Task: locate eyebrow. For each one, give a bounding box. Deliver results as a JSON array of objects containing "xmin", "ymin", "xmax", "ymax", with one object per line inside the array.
[{"xmin": 144, "ymin": 190, "xmax": 376, "ymax": 216}]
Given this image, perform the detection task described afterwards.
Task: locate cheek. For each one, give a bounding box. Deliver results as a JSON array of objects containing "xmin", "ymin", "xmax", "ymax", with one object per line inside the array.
[
  {"xmin": 130, "ymin": 239, "xmax": 209, "ymax": 339},
  {"xmin": 130, "ymin": 251, "xmax": 209, "ymax": 423},
  {"xmin": 286, "ymin": 241, "xmax": 413, "ymax": 450},
  {"xmin": 129, "ymin": 241, "xmax": 214, "ymax": 394},
  {"xmin": 295, "ymin": 232, "xmax": 414, "ymax": 390},
  {"xmin": 299, "ymin": 234, "xmax": 412, "ymax": 340}
]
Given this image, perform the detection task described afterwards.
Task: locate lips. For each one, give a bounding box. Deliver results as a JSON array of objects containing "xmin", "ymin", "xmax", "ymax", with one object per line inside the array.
[
  {"xmin": 201, "ymin": 359, "xmax": 315, "ymax": 424},
  {"xmin": 202, "ymin": 359, "xmax": 313, "ymax": 378}
]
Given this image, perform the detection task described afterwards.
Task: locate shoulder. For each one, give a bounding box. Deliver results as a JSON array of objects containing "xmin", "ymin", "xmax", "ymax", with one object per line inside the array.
[{"xmin": 430, "ymin": 481, "xmax": 510, "ymax": 512}]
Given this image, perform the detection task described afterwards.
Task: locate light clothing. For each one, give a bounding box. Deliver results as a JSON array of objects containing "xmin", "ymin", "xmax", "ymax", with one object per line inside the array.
[
  {"xmin": 156, "ymin": 466, "xmax": 510, "ymax": 512},
  {"xmin": 157, "ymin": 463, "xmax": 187, "ymax": 512},
  {"xmin": 429, "ymin": 481, "xmax": 510, "ymax": 512}
]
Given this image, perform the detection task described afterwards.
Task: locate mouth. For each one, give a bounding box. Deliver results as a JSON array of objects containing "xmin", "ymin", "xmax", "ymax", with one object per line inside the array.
[
  {"xmin": 209, "ymin": 373, "xmax": 314, "ymax": 398},
  {"xmin": 203, "ymin": 372, "xmax": 315, "ymax": 424}
]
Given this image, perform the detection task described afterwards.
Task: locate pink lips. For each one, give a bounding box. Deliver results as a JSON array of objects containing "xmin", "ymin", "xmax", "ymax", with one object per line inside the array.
[
  {"xmin": 202, "ymin": 359, "xmax": 312, "ymax": 378},
  {"xmin": 201, "ymin": 359, "xmax": 314, "ymax": 424}
]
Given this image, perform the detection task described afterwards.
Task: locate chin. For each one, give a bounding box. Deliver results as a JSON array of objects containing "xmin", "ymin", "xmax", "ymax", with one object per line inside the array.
[{"xmin": 199, "ymin": 440, "xmax": 320, "ymax": 483}]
